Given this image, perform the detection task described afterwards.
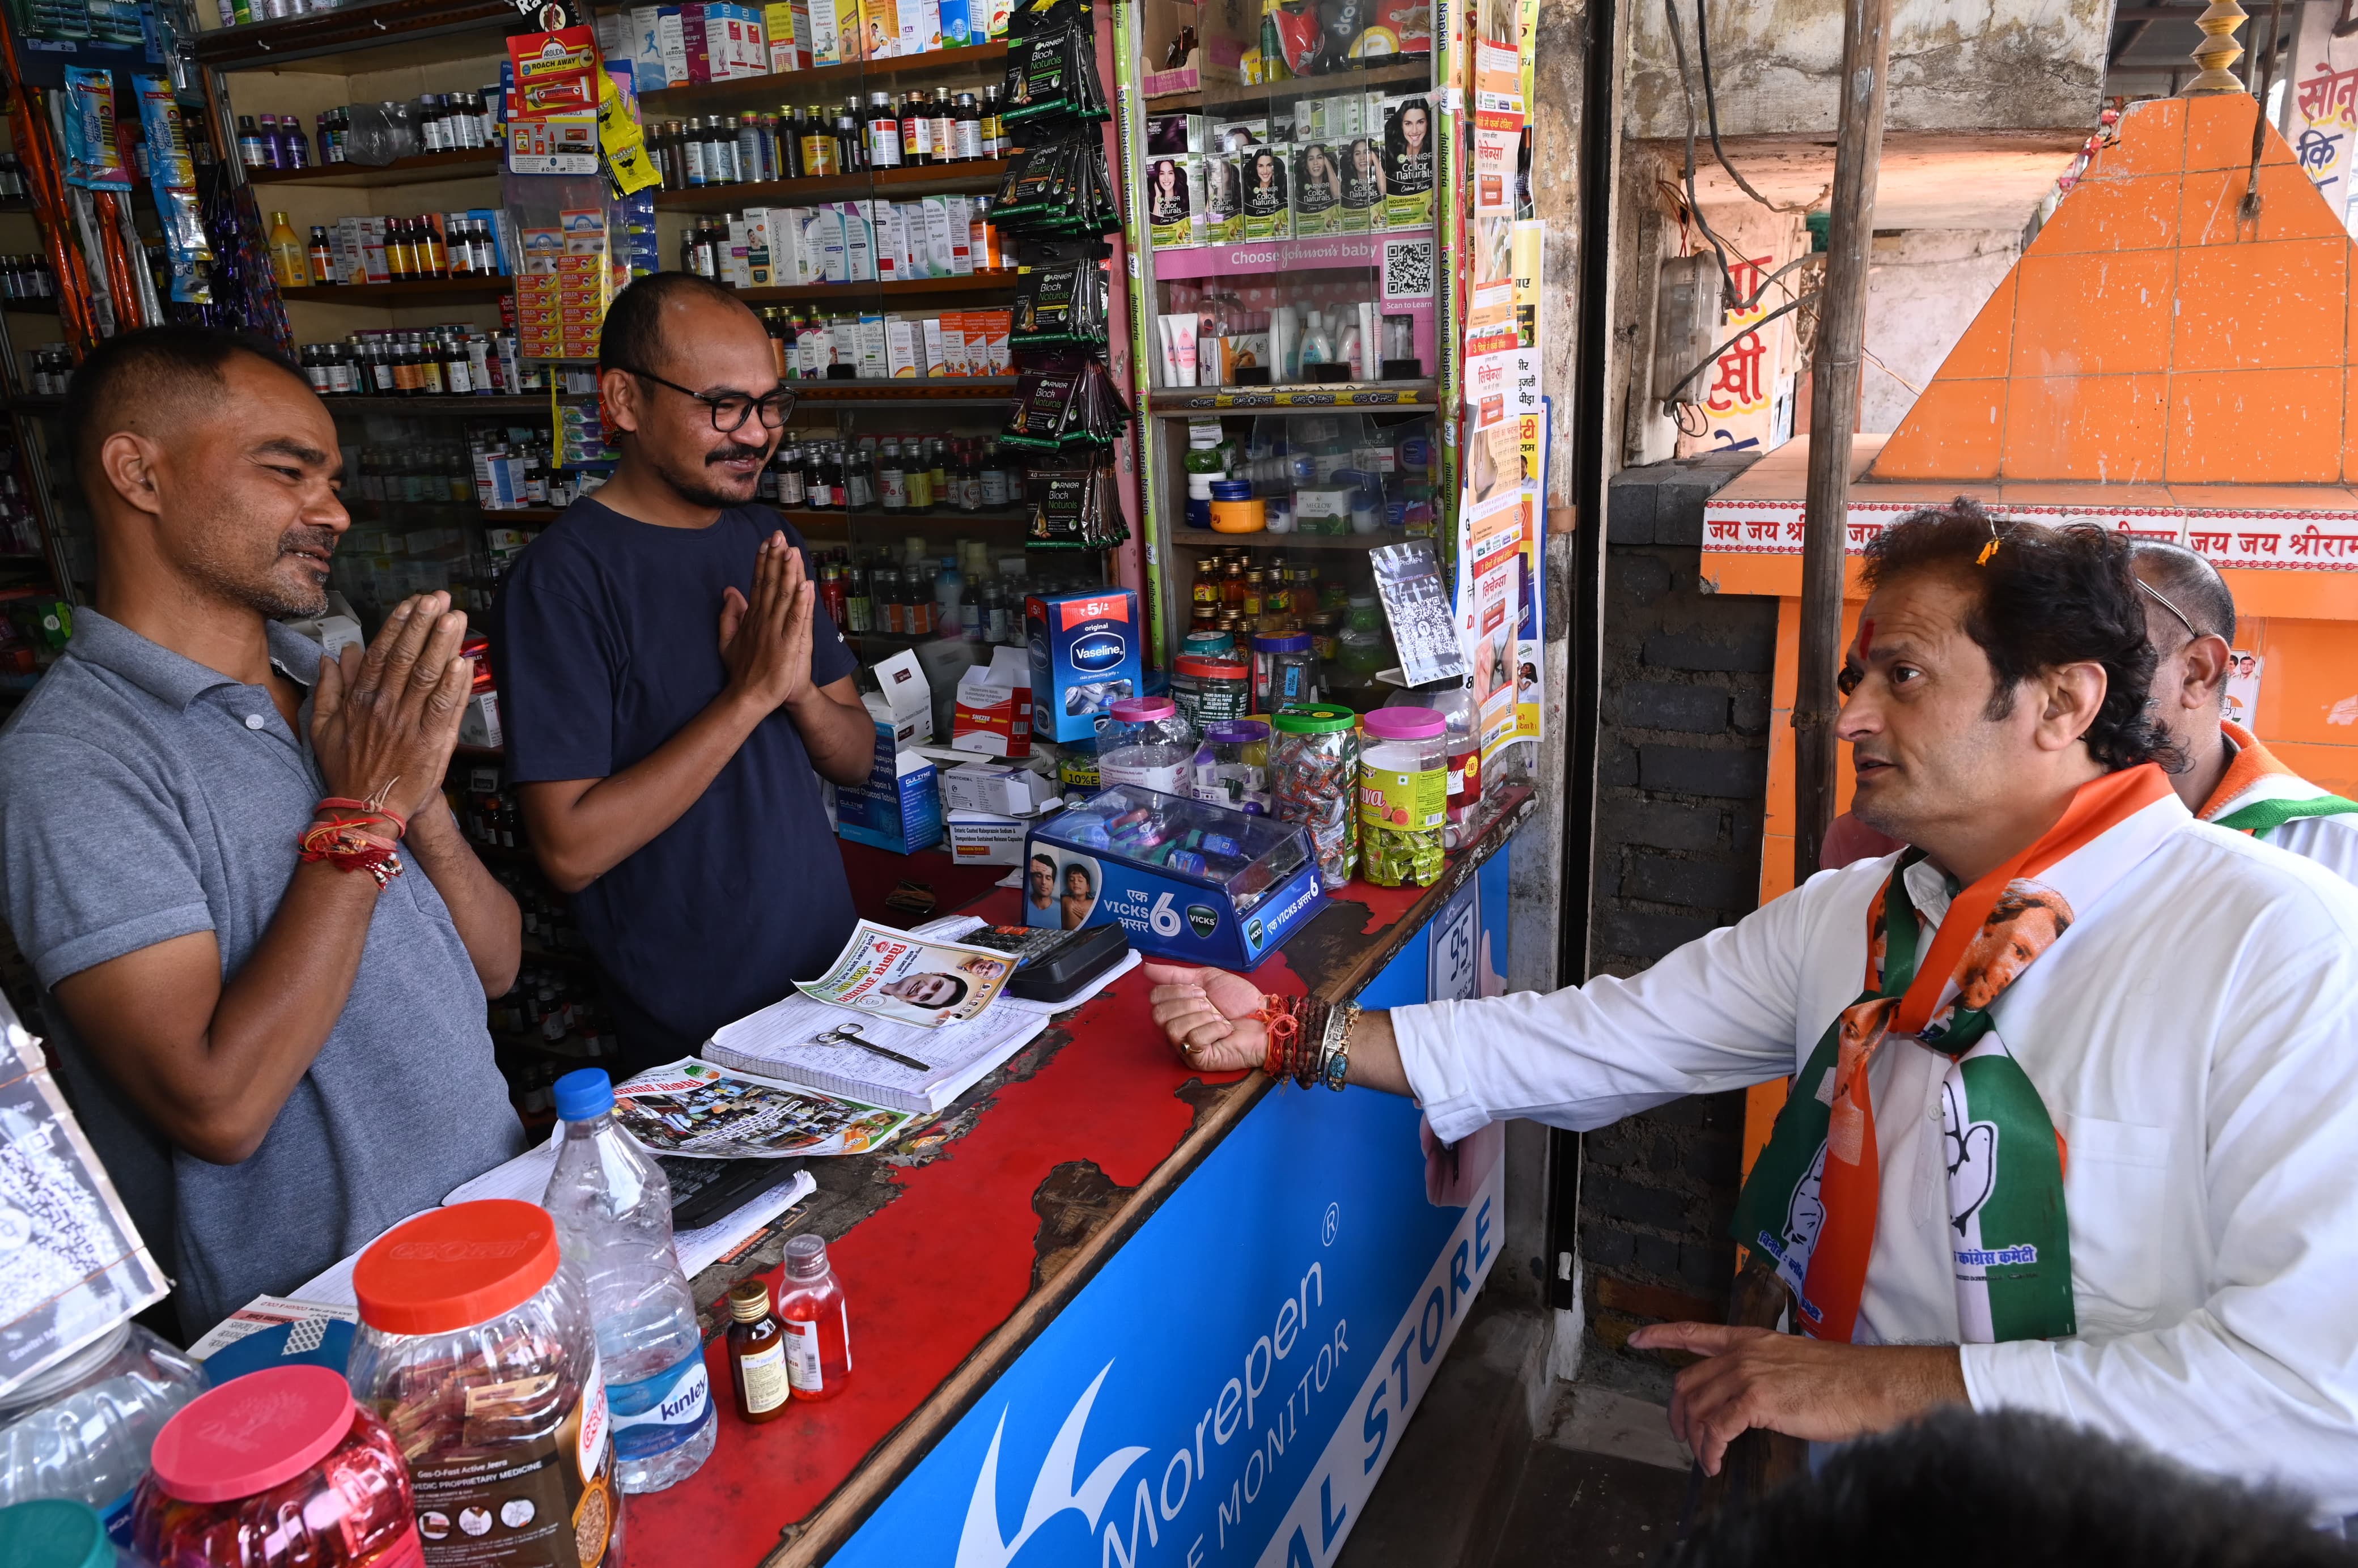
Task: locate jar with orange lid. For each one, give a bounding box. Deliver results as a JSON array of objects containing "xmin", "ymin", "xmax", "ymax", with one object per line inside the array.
[
  {"xmin": 345, "ymin": 1201, "xmax": 621, "ymax": 1568},
  {"xmin": 132, "ymin": 1365, "xmax": 417, "ymax": 1568}
]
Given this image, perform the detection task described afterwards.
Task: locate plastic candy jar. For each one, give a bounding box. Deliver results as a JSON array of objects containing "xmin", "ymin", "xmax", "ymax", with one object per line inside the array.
[
  {"xmin": 1171, "ymin": 652, "xmax": 1251, "ymax": 726},
  {"xmin": 132, "ymin": 1365, "xmax": 417, "ymax": 1568},
  {"xmin": 1270, "ymin": 703, "xmax": 1358, "ymax": 889},
  {"xmin": 1252, "ymin": 631, "xmax": 1318, "ymax": 713},
  {"xmin": 0, "ymin": 1320, "xmax": 205, "ymax": 1518},
  {"xmin": 1357, "ymin": 706, "xmax": 1447, "ymax": 886},
  {"xmin": 1189, "ymin": 719, "xmax": 1272, "ymax": 814},
  {"xmin": 346, "ymin": 1201, "xmax": 620, "ymax": 1568},
  {"xmin": 1096, "ymin": 696, "xmax": 1197, "ymax": 794}
]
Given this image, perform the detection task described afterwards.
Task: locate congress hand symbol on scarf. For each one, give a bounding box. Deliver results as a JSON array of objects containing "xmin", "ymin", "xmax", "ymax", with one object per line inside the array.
[{"xmin": 1730, "ymin": 764, "xmax": 2183, "ymax": 1346}]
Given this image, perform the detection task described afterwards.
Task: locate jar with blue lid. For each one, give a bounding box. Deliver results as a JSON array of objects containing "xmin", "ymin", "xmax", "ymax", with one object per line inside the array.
[{"xmin": 1252, "ymin": 631, "xmax": 1319, "ymax": 712}]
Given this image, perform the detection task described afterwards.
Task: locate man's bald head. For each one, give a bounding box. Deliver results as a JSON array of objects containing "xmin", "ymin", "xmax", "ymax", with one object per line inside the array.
[
  {"xmin": 62, "ymin": 326, "xmax": 306, "ymax": 485},
  {"xmin": 2127, "ymin": 539, "xmax": 2235, "ymax": 645}
]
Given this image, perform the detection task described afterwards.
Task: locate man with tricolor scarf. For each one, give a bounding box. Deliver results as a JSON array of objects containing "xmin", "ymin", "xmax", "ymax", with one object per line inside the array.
[
  {"xmin": 1147, "ymin": 507, "xmax": 2358, "ymax": 1515},
  {"xmin": 2130, "ymin": 539, "xmax": 2358, "ymax": 882}
]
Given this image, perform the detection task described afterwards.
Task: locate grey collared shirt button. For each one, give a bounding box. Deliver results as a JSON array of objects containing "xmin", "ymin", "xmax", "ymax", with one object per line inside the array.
[{"xmin": 244, "ymin": 713, "xmax": 266, "ymax": 730}]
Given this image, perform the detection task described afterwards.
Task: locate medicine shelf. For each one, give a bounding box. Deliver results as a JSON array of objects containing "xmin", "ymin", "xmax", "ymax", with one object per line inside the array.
[
  {"xmin": 245, "ymin": 150, "xmax": 504, "ymax": 189},
  {"xmin": 1148, "ymin": 224, "xmax": 1433, "ymax": 283},
  {"xmin": 792, "ymin": 376, "xmax": 1020, "ymax": 404},
  {"xmin": 278, "ymin": 276, "xmax": 514, "ymax": 303},
  {"xmin": 321, "ymin": 395, "xmax": 592, "ymax": 415},
  {"xmin": 639, "ymin": 42, "xmax": 1012, "ymax": 120},
  {"xmin": 1169, "ymin": 530, "xmax": 1439, "ymax": 552},
  {"xmin": 195, "ymin": 0, "xmax": 519, "ymax": 74},
  {"xmin": 1142, "ymin": 57, "xmax": 1433, "ymax": 113},
  {"xmin": 778, "ymin": 507, "xmax": 1032, "ymax": 529},
  {"xmin": 1146, "ymin": 380, "xmax": 1438, "ymax": 412},
  {"xmin": 652, "ymin": 159, "xmax": 1010, "ymax": 215},
  {"xmin": 737, "ymin": 271, "xmax": 1020, "ymax": 301}
]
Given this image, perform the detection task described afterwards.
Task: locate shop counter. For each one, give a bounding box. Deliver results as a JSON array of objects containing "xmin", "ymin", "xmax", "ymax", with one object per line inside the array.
[{"xmin": 628, "ymin": 789, "xmax": 1535, "ymax": 1567}]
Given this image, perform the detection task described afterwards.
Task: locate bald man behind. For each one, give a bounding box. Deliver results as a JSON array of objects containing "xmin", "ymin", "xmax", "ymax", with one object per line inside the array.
[
  {"xmin": 0, "ymin": 326, "xmax": 524, "ymax": 1335},
  {"xmin": 494, "ymin": 273, "xmax": 875, "ymax": 1069},
  {"xmin": 2129, "ymin": 539, "xmax": 2358, "ymax": 881}
]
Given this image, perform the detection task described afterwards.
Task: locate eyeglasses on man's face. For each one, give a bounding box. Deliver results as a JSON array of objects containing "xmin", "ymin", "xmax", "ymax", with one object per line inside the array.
[{"xmin": 618, "ymin": 365, "xmax": 796, "ymax": 433}]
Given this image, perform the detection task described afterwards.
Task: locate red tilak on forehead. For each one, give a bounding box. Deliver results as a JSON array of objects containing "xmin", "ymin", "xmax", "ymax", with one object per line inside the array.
[{"xmin": 1856, "ymin": 618, "xmax": 1875, "ymax": 658}]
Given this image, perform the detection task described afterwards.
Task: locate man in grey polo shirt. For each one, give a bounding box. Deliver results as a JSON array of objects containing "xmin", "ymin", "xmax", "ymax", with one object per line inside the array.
[{"xmin": 0, "ymin": 327, "xmax": 524, "ymax": 1337}]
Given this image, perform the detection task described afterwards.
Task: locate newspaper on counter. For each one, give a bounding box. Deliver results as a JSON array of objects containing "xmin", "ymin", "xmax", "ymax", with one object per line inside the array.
[
  {"xmin": 610, "ymin": 1057, "xmax": 919, "ymax": 1158},
  {"xmin": 794, "ymin": 917, "xmax": 1019, "ymax": 1028}
]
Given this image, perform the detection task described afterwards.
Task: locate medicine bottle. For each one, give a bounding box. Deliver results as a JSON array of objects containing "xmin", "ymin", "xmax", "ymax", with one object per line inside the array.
[
  {"xmin": 778, "ymin": 1234, "xmax": 853, "ymax": 1402},
  {"xmin": 727, "ymin": 1279, "xmax": 792, "ymax": 1424}
]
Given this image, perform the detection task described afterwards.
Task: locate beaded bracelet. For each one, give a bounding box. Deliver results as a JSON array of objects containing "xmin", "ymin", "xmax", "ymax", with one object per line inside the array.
[{"xmin": 300, "ymin": 792, "xmax": 410, "ymax": 887}]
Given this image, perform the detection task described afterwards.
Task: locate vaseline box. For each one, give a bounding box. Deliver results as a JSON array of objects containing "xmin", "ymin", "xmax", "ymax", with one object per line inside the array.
[{"xmin": 1026, "ymin": 587, "xmax": 1142, "ymax": 742}]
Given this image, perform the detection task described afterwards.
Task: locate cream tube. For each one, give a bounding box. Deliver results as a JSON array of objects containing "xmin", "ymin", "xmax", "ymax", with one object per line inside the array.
[{"xmin": 1158, "ymin": 312, "xmax": 1201, "ymax": 388}]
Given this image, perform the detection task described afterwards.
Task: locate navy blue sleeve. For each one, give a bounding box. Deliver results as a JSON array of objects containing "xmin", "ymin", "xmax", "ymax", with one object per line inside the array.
[{"xmin": 494, "ymin": 546, "xmax": 616, "ymax": 785}]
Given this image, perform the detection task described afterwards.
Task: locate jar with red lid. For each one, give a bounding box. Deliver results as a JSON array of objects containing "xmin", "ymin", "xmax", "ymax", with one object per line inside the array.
[
  {"xmin": 131, "ymin": 1364, "xmax": 419, "ymax": 1568},
  {"xmin": 345, "ymin": 1200, "xmax": 621, "ymax": 1568}
]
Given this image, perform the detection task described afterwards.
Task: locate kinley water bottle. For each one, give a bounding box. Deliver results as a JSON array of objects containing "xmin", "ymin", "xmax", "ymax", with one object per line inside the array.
[{"xmin": 543, "ymin": 1069, "xmax": 717, "ymax": 1493}]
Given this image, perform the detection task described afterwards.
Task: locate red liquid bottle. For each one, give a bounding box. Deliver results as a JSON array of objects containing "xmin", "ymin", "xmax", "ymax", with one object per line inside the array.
[{"xmin": 778, "ymin": 1232, "xmax": 853, "ymax": 1401}]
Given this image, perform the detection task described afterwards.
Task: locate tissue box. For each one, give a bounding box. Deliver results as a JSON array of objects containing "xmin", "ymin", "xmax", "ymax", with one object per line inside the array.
[
  {"xmin": 1027, "ymin": 587, "xmax": 1142, "ymax": 742},
  {"xmin": 941, "ymin": 759, "xmax": 1055, "ymax": 815},
  {"xmin": 952, "ymin": 645, "xmax": 1034, "ymax": 757},
  {"xmin": 836, "ymin": 726, "xmax": 943, "ymax": 852}
]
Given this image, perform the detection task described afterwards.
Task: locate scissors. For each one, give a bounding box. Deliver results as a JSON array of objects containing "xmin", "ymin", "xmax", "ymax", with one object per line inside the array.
[{"xmin": 810, "ymin": 1021, "xmax": 930, "ymax": 1073}]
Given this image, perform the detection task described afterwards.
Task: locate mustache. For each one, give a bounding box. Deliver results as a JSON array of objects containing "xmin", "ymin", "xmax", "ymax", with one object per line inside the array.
[
  {"xmin": 707, "ymin": 440, "xmax": 771, "ymax": 466},
  {"xmin": 278, "ymin": 525, "xmax": 338, "ymax": 559}
]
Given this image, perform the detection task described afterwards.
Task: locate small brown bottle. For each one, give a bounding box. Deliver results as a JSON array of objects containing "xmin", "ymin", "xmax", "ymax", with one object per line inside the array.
[{"xmin": 727, "ymin": 1277, "xmax": 791, "ymax": 1423}]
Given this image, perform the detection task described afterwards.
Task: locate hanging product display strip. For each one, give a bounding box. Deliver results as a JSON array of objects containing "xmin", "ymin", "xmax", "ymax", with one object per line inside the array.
[{"xmin": 993, "ymin": 0, "xmax": 1130, "ymax": 554}]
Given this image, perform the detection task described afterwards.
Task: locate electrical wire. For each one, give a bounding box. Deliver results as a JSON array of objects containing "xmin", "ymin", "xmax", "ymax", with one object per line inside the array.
[
  {"xmin": 2240, "ymin": 0, "xmax": 2285, "ymax": 224},
  {"xmin": 1693, "ymin": 0, "xmax": 1824, "ymax": 216},
  {"xmin": 1657, "ymin": 289, "xmax": 1817, "ymax": 407}
]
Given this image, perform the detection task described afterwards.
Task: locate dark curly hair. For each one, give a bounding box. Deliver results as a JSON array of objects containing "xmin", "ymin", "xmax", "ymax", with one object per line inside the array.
[
  {"xmin": 1666, "ymin": 1408, "xmax": 2355, "ymax": 1568},
  {"xmin": 1859, "ymin": 500, "xmax": 2176, "ymax": 773}
]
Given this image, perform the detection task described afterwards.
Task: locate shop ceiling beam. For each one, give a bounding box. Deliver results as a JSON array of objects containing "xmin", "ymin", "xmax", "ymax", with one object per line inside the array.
[{"xmin": 1792, "ymin": 0, "xmax": 1890, "ymax": 889}]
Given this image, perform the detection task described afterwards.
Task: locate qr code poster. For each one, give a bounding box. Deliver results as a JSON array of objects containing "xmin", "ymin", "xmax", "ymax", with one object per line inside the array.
[{"xmin": 1383, "ymin": 236, "xmax": 1436, "ymax": 301}]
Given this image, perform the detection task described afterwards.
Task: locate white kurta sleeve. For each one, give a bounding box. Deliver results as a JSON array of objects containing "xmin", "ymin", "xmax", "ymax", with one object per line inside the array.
[
  {"xmin": 1389, "ymin": 862, "xmax": 1862, "ymax": 1143},
  {"xmin": 1960, "ymin": 904, "xmax": 2358, "ymax": 1514}
]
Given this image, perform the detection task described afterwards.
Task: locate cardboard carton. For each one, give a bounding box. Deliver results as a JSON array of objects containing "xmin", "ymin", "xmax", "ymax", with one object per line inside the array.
[
  {"xmin": 862, "ymin": 646, "xmax": 933, "ymax": 745},
  {"xmin": 951, "ymin": 645, "xmax": 1035, "ymax": 757}
]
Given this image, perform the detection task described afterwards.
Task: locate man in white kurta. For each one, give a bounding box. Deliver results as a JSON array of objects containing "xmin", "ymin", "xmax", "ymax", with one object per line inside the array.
[{"xmin": 1150, "ymin": 509, "xmax": 2358, "ymax": 1514}]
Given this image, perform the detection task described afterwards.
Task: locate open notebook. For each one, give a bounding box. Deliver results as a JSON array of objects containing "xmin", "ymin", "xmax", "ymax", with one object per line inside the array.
[{"xmin": 702, "ymin": 917, "xmax": 1136, "ymax": 1113}]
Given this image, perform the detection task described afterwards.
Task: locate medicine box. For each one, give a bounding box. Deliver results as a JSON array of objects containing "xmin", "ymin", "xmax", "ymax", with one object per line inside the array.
[
  {"xmin": 836, "ymin": 729, "xmax": 944, "ymax": 853},
  {"xmin": 862, "ymin": 646, "xmax": 934, "ymax": 745},
  {"xmin": 951, "ymin": 645, "xmax": 1034, "ymax": 757},
  {"xmin": 947, "ymin": 809, "xmax": 1030, "ymax": 865},
  {"xmin": 1025, "ymin": 587, "xmax": 1142, "ymax": 742},
  {"xmin": 941, "ymin": 758, "xmax": 1055, "ymax": 815},
  {"xmin": 1024, "ymin": 786, "xmax": 1324, "ymax": 968}
]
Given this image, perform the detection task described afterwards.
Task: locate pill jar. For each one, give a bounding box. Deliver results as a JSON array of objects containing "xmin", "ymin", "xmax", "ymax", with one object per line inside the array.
[
  {"xmin": 1189, "ymin": 719, "xmax": 1272, "ymax": 814},
  {"xmin": 1096, "ymin": 696, "xmax": 1197, "ymax": 794},
  {"xmin": 1357, "ymin": 706, "xmax": 1447, "ymax": 887},
  {"xmin": 1208, "ymin": 479, "xmax": 1264, "ymax": 534},
  {"xmin": 1252, "ymin": 631, "xmax": 1319, "ymax": 713},
  {"xmin": 1180, "ymin": 628, "xmax": 1236, "ymax": 657},
  {"xmin": 1171, "ymin": 653, "xmax": 1252, "ymax": 726},
  {"xmin": 346, "ymin": 1201, "xmax": 619, "ymax": 1568},
  {"xmin": 133, "ymin": 1366, "xmax": 418, "ymax": 1568},
  {"xmin": 1270, "ymin": 703, "xmax": 1358, "ymax": 890}
]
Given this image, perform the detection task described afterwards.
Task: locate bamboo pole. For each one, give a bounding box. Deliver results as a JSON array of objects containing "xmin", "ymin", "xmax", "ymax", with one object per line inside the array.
[{"xmin": 1791, "ymin": 0, "xmax": 1890, "ymax": 887}]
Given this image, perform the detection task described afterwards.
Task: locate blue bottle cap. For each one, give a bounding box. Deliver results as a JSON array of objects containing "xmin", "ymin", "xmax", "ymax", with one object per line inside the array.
[
  {"xmin": 1208, "ymin": 479, "xmax": 1254, "ymax": 500},
  {"xmin": 553, "ymin": 1068, "xmax": 614, "ymax": 1124},
  {"xmin": 0, "ymin": 1501, "xmax": 111, "ymax": 1568}
]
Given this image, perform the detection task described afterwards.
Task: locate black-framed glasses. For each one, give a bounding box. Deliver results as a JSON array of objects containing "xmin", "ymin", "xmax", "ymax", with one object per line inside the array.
[{"xmin": 618, "ymin": 366, "xmax": 795, "ymax": 433}]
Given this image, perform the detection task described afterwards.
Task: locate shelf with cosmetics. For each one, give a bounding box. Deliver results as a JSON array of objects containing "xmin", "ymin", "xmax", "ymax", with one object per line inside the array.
[{"xmin": 1113, "ymin": 0, "xmax": 1448, "ymax": 668}]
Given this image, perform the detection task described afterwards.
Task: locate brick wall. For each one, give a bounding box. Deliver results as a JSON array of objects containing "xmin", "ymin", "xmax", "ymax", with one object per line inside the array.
[{"xmin": 1577, "ymin": 449, "xmax": 1773, "ymax": 1401}]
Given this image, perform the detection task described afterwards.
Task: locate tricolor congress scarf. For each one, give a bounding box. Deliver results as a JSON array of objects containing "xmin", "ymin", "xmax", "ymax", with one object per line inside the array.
[
  {"xmin": 1731, "ymin": 765, "xmax": 2183, "ymax": 1345},
  {"xmin": 2203, "ymin": 721, "xmax": 2358, "ymax": 836}
]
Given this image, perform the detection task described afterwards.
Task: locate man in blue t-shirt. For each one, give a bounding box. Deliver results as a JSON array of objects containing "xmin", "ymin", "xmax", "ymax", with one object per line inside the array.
[{"xmin": 496, "ymin": 274, "xmax": 877, "ymax": 1066}]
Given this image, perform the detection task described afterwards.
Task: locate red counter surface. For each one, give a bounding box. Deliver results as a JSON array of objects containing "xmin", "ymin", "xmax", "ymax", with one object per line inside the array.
[{"xmin": 626, "ymin": 789, "xmax": 1533, "ymax": 1565}]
